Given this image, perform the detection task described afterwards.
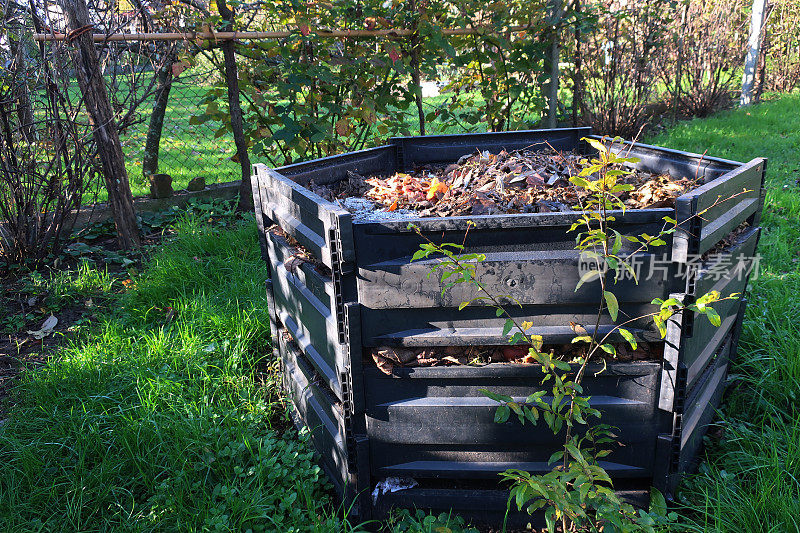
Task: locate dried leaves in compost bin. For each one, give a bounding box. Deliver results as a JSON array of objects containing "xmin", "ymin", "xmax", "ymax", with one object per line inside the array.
[
  {"xmin": 369, "ymin": 342, "xmax": 663, "ymax": 375},
  {"xmin": 311, "ymin": 148, "xmax": 697, "ymax": 220},
  {"xmin": 268, "ymin": 226, "xmax": 332, "ymax": 278}
]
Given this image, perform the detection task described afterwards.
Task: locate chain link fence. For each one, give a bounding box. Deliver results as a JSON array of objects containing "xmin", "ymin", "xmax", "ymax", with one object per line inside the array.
[{"xmin": 120, "ymin": 53, "xmax": 239, "ymax": 197}]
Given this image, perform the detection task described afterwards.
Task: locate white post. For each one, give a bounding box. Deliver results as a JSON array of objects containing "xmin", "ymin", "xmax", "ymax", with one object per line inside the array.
[{"xmin": 741, "ymin": 0, "xmax": 768, "ymax": 106}]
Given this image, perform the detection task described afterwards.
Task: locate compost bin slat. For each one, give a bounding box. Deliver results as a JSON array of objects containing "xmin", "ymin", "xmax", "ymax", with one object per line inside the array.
[
  {"xmin": 365, "ymin": 396, "xmax": 655, "ymax": 446},
  {"xmin": 361, "ymin": 303, "xmax": 660, "ymax": 347},
  {"xmin": 595, "ymin": 136, "xmax": 740, "ymax": 183},
  {"xmin": 357, "ymin": 250, "xmax": 672, "ymax": 310},
  {"xmin": 281, "ymin": 335, "xmax": 350, "ymax": 496},
  {"xmin": 276, "ymin": 145, "xmax": 397, "ymax": 186},
  {"xmin": 390, "ymin": 127, "xmax": 590, "ymax": 169},
  {"xmin": 378, "ymin": 460, "xmax": 647, "ymax": 479},
  {"xmin": 352, "ymin": 210, "xmax": 670, "ymax": 257}
]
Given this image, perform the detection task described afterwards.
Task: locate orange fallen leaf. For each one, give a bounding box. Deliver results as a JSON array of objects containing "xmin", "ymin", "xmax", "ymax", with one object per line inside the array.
[
  {"xmin": 426, "ymin": 177, "xmax": 449, "ymax": 200},
  {"xmin": 387, "ymin": 200, "xmax": 398, "ymax": 211}
]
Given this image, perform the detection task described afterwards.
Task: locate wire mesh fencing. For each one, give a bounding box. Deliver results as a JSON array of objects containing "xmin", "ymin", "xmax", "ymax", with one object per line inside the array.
[{"xmin": 120, "ymin": 53, "xmax": 240, "ymax": 197}]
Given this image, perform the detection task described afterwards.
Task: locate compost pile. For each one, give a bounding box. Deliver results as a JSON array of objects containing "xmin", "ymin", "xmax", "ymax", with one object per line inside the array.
[
  {"xmin": 309, "ymin": 148, "xmax": 696, "ymax": 219},
  {"xmin": 369, "ymin": 341, "xmax": 662, "ymax": 375}
]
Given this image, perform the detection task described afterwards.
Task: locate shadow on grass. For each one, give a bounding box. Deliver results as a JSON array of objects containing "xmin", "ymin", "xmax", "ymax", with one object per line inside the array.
[{"xmin": 0, "ymin": 217, "xmax": 361, "ymax": 532}]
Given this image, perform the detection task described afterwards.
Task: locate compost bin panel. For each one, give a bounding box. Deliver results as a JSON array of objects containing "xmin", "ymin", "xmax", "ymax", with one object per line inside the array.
[
  {"xmin": 390, "ymin": 127, "xmax": 591, "ymax": 169},
  {"xmin": 364, "ymin": 363, "xmax": 667, "ymax": 477},
  {"xmin": 273, "ymin": 145, "xmax": 397, "ymax": 186},
  {"xmin": 593, "ymin": 136, "xmax": 740, "ymax": 184},
  {"xmin": 672, "ymin": 158, "xmax": 766, "ymax": 262},
  {"xmin": 356, "ymin": 250, "xmax": 670, "ymax": 310},
  {"xmin": 352, "ymin": 209, "xmax": 671, "ymax": 261},
  {"xmin": 253, "ymin": 163, "xmax": 354, "ymax": 270},
  {"xmin": 281, "ymin": 334, "xmax": 350, "ymax": 497},
  {"xmin": 268, "ymin": 231, "xmax": 346, "ymax": 398},
  {"xmin": 353, "ymin": 209, "xmax": 675, "ymax": 346},
  {"xmin": 359, "ymin": 302, "xmax": 660, "ymax": 347}
]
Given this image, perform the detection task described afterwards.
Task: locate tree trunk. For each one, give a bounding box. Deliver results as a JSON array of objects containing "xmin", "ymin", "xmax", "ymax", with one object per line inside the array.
[
  {"xmin": 4, "ymin": 6, "xmax": 35, "ymax": 141},
  {"xmin": 741, "ymin": 0, "xmax": 768, "ymax": 106},
  {"xmin": 216, "ymin": 0, "xmax": 253, "ymax": 213},
  {"xmin": 409, "ymin": 0, "xmax": 425, "ymax": 136},
  {"xmin": 543, "ymin": 0, "xmax": 562, "ymax": 128},
  {"xmin": 142, "ymin": 57, "xmax": 174, "ymax": 177},
  {"xmin": 571, "ymin": 0, "xmax": 582, "ymax": 127},
  {"xmin": 671, "ymin": 3, "xmax": 689, "ymax": 122},
  {"xmin": 59, "ymin": 0, "xmax": 141, "ymax": 249},
  {"xmin": 754, "ymin": 3, "xmax": 774, "ymax": 102},
  {"xmin": 755, "ymin": 22, "xmax": 768, "ymax": 102}
]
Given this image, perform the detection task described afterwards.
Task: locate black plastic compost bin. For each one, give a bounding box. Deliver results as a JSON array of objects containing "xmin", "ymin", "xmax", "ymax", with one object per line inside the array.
[{"xmin": 250, "ymin": 127, "xmax": 765, "ymax": 524}]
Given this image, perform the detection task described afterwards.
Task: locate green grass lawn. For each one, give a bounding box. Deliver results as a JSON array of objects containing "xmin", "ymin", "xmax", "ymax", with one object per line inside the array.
[
  {"xmin": 0, "ymin": 218, "xmax": 358, "ymax": 531},
  {"xmin": 1, "ymin": 94, "xmax": 798, "ymax": 531},
  {"xmin": 646, "ymin": 93, "xmax": 800, "ymax": 531}
]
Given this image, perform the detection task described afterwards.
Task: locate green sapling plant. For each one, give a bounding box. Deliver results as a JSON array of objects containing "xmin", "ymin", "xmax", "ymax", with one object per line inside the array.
[{"xmin": 409, "ymin": 137, "xmax": 739, "ymax": 532}]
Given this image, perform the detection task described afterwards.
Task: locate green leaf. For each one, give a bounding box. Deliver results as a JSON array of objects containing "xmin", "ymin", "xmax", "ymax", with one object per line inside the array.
[
  {"xmin": 618, "ymin": 328, "xmax": 638, "ymax": 350},
  {"xmin": 611, "ymin": 230, "xmax": 623, "ymax": 255},
  {"xmin": 603, "ymin": 291, "xmax": 619, "ymax": 321},
  {"xmin": 480, "ymin": 389, "xmax": 512, "ymax": 403},
  {"xmin": 494, "ymin": 404, "xmax": 510, "ymax": 424},
  {"xmin": 411, "ymin": 249, "xmax": 428, "ymax": 262},
  {"xmin": 502, "ymin": 319, "xmax": 514, "ymax": 337},
  {"xmin": 565, "ymin": 443, "xmax": 586, "ymax": 465},
  {"xmin": 706, "ymin": 308, "xmax": 722, "ymax": 327},
  {"xmin": 650, "ymin": 488, "xmax": 668, "ymax": 516},
  {"xmin": 548, "ymin": 450, "xmax": 564, "ymax": 465},
  {"xmin": 696, "ymin": 290, "xmax": 721, "ymax": 307},
  {"xmin": 526, "ymin": 390, "xmax": 547, "ymax": 403},
  {"xmin": 583, "ymin": 137, "xmax": 608, "ymax": 154},
  {"xmin": 599, "ymin": 344, "xmax": 616, "ymax": 356},
  {"xmin": 575, "ymin": 270, "xmax": 600, "ymax": 292},
  {"xmin": 654, "ymin": 315, "xmax": 667, "ymax": 338},
  {"xmin": 552, "ymin": 359, "xmax": 571, "ymax": 371},
  {"xmin": 569, "ymin": 176, "xmax": 590, "ymax": 188}
]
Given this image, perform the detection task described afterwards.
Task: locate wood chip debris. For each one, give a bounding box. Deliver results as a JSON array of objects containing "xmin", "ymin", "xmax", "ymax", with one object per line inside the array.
[
  {"xmin": 310, "ymin": 148, "xmax": 696, "ymax": 219},
  {"xmin": 369, "ymin": 342, "xmax": 661, "ymax": 375}
]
